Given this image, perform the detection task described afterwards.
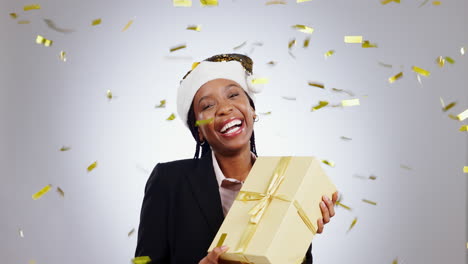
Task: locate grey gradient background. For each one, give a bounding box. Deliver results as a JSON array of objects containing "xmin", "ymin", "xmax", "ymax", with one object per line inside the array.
[{"xmin": 1, "ymin": 0, "xmax": 467, "ymax": 263}]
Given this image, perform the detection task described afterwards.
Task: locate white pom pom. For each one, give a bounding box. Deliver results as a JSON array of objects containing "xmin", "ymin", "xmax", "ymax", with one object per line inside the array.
[{"xmin": 246, "ymin": 74, "xmax": 264, "ymax": 94}]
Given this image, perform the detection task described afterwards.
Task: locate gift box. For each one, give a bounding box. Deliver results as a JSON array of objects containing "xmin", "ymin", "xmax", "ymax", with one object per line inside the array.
[{"xmin": 208, "ymin": 156, "xmax": 337, "ymax": 264}]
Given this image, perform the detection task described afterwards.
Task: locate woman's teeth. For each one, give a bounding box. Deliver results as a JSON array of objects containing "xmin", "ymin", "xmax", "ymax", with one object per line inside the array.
[{"xmin": 220, "ymin": 119, "xmax": 242, "ymax": 133}]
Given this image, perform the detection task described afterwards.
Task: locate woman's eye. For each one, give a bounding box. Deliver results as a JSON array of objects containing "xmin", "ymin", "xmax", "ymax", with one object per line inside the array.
[
  {"xmin": 229, "ymin": 93, "xmax": 239, "ymax": 98},
  {"xmin": 202, "ymin": 104, "xmax": 213, "ymax": 110}
]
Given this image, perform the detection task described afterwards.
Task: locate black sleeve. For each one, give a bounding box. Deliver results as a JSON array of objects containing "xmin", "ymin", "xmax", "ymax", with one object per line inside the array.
[
  {"xmin": 135, "ymin": 163, "xmax": 170, "ymax": 263},
  {"xmin": 302, "ymin": 243, "xmax": 313, "ymax": 264}
]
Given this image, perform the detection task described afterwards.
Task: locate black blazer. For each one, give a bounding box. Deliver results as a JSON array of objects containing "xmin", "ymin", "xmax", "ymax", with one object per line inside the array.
[{"xmin": 135, "ymin": 150, "xmax": 313, "ymax": 263}]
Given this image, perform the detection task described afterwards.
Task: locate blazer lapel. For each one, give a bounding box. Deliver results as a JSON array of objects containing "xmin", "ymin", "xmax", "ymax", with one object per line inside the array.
[{"xmin": 186, "ymin": 150, "xmax": 224, "ymax": 234}]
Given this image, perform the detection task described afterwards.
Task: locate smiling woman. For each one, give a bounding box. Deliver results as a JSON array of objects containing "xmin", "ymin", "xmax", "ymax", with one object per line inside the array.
[{"xmin": 134, "ymin": 54, "xmax": 337, "ymax": 264}]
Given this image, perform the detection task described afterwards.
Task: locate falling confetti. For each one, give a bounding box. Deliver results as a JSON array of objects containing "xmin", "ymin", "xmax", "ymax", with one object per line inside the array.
[
  {"xmin": 260, "ymin": 111, "xmax": 272, "ymax": 115},
  {"xmin": 251, "ymin": 78, "xmax": 269, "ymax": 84},
  {"xmin": 170, "ymin": 44, "xmax": 187, "ymax": 52},
  {"xmin": 233, "ymin": 41, "xmax": 247, "ymax": 50},
  {"xmin": 388, "ymin": 72, "xmax": 403, "ymax": 83},
  {"xmin": 59, "ymin": 51, "xmax": 67, "ymax": 62},
  {"xmin": 442, "ymin": 101, "xmax": 456, "ymax": 112},
  {"xmin": 445, "ymin": 56, "xmax": 455, "ymax": 64},
  {"xmin": 155, "ymin": 100, "xmax": 166, "ymax": 108},
  {"xmin": 400, "ymin": 164, "xmax": 412, "ymax": 170},
  {"xmin": 432, "ymin": 1, "xmax": 441, "ymax": 5},
  {"xmin": 266, "ymin": 1, "xmax": 287, "ymax": 4},
  {"xmin": 460, "ymin": 125, "xmax": 468, "ymax": 132},
  {"xmin": 128, "ymin": 228, "xmax": 135, "ymax": 237},
  {"xmin": 344, "ymin": 36, "xmax": 363, "ymax": 43},
  {"xmin": 340, "ymin": 136, "xmax": 352, "ymax": 141},
  {"xmin": 297, "ymin": 0, "xmax": 313, "ymax": 2},
  {"xmin": 195, "ymin": 117, "xmax": 214, "ymax": 127},
  {"xmin": 24, "ymin": 4, "xmax": 41, "ymax": 11},
  {"xmin": 132, "ymin": 256, "xmax": 152, "ymax": 264},
  {"xmin": 308, "ymin": 82, "xmax": 324, "ymax": 89},
  {"xmin": 362, "ymin": 40, "xmax": 377, "ymax": 48},
  {"xmin": 461, "ymin": 47, "xmax": 465, "ymax": 55},
  {"xmin": 436, "ymin": 56, "xmax": 445, "ymax": 67},
  {"xmin": 292, "ymin": 24, "xmax": 314, "ymax": 34},
  {"xmin": 322, "ymin": 160, "xmax": 335, "ymax": 167},
  {"xmin": 187, "ymin": 25, "xmax": 201, "ymax": 31},
  {"xmin": 312, "ymin": 101, "xmax": 329, "ymax": 111},
  {"xmin": 288, "ymin": 39, "xmax": 296, "ymax": 49},
  {"xmin": 167, "ymin": 113, "xmax": 176, "ymax": 121},
  {"xmin": 378, "ymin": 62, "xmax": 393, "ymax": 68},
  {"xmin": 91, "ymin": 18, "xmax": 102, "ymax": 26},
  {"xmin": 200, "ymin": 0, "xmax": 218, "ymax": 6},
  {"xmin": 392, "ymin": 258, "xmax": 399, "ymax": 264},
  {"xmin": 332, "ymin": 88, "xmax": 354, "ymax": 96},
  {"xmin": 448, "ymin": 114, "xmax": 458, "ymax": 120},
  {"xmin": 341, "ymin": 99, "xmax": 360, "ymax": 107},
  {"xmin": 324, "ymin": 50, "xmax": 335, "ymax": 58},
  {"xmin": 173, "ymin": 0, "xmax": 192, "ymax": 6},
  {"xmin": 87, "ymin": 161, "xmax": 98, "ymax": 172},
  {"xmin": 36, "ymin": 35, "xmax": 53, "ymax": 47},
  {"xmin": 44, "ymin": 19, "xmax": 75, "ymax": 33},
  {"xmin": 32, "ymin": 184, "xmax": 52, "ymax": 200},
  {"xmin": 122, "ymin": 20, "xmax": 134, "ymax": 32},
  {"xmin": 10, "ymin": 13, "xmax": 18, "ymax": 19},
  {"xmin": 347, "ymin": 217, "xmax": 358, "ymax": 232},
  {"xmin": 464, "ymin": 166, "xmax": 468, "ymax": 173},
  {"xmin": 362, "ymin": 199, "xmax": 377, "ymax": 206},
  {"xmin": 369, "ymin": 175, "xmax": 377, "ymax": 180},
  {"xmin": 106, "ymin": 90, "xmax": 113, "ymax": 100},
  {"xmin": 267, "ymin": 61, "xmax": 277, "ymax": 66},
  {"xmin": 281, "ymin": 96, "xmax": 296, "ymax": 100},
  {"xmin": 60, "ymin": 146, "xmax": 71, "ymax": 151},
  {"xmin": 412, "ymin": 66, "xmax": 430, "ymax": 77},
  {"xmin": 303, "ymin": 37, "xmax": 310, "ymax": 48},
  {"xmin": 18, "ymin": 20, "xmax": 31, "ymax": 24},
  {"xmin": 56, "ymin": 187, "xmax": 65, "ymax": 198},
  {"xmin": 18, "ymin": 228, "xmax": 24, "ymax": 238},
  {"xmin": 381, "ymin": 0, "xmax": 400, "ymax": 4},
  {"xmin": 456, "ymin": 109, "xmax": 468, "ymax": 121}
]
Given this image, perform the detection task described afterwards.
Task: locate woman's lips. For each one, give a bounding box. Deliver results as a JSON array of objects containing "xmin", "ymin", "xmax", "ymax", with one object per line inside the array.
[{"xmin": 219, "ymin": 120, "xmax": 245, "ymax": 138}]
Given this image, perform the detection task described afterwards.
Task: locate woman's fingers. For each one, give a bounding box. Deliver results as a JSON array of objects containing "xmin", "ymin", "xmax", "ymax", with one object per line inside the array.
[
  {"xmin": 332, "ymin": 191, "xmax": 339, "ymax": 204},
  {"xmin": 316, "ymin": 218, "xmax": 324, "ymax": 234},
  {"xmin": 320, "ymin": 199, "xmax": 330, "ymax": 224},
  {"xmin": 323, "ymin": 195, "xmax": 335, "ymax": 218},
  {"xmin": 200, "ymin": 246, "xmax": 229, "ymax": 264}
]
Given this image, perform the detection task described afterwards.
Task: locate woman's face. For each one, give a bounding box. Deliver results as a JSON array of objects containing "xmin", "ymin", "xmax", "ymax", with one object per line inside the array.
[{"xmin": 192, "ymin": 78, "xmax": 255, "ymax": 155}]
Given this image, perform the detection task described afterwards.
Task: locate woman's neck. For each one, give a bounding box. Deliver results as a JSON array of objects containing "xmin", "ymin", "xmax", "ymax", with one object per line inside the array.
[{"xmin": 213, "ymin": 146, "xmax": 255, "ymax": 182}]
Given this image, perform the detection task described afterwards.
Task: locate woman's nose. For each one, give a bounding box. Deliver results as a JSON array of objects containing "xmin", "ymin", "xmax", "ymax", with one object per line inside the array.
[{"xmin": 217, "ymin": 101, "xmax": 234, "ymax": 115}]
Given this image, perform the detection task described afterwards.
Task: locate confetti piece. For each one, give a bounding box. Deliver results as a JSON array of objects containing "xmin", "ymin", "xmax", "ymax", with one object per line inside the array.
[
  {"xmin": 461, "ymin": 47, "xmax": 465, "ymax": 55},
  {"xmin": 416, "ymin": 74, "xmax": 422, "ymax": 85},
  {"xmin": 432, "ymin": 1, "xmax": 441, "ymax": 5},
  {"xmin": 10, "ymin": 13, "xmax": 18, "ymax": 19},
  {"xmin": 288, "ymin": 39, "xmax": 296, "ymax": 49},
  {"xmin": 340, "ymin": 136, "xmax": 352, "ymax": 141},
  {"xmin": 412, "ymin": 66, "xmax": 430, "ymax": 77},
  {"xmin": 448, "ymin": 114, "xmax": 458, "ymax": 120},
  {"xmin": 369, "ymin": 175, "xmax": 377, "ymax": 180},
  {"xmin": 59, "ymin": 51, "xmax": 67, "ymax": 62},
  {"xmin": 456, "ymin": 109, "xmax": 468, "ymax": 121},
  {"xmin": 91, "ymin": 18, "xmax": 102, "ymax": 26},
  {"xmin": 18, "ymin": 228, "xmax": 24, "ymax": 238},
  {"xmin": 332, "ymin": 88, "xmax": 354, "ymax": 96},
  {"xmin": 303, "ymin": 37, "xmax": 310, "ymax": 48},
  {"xmin": 128, "ymin": 228, "xmax": 135, "ymax": 237},
  {"xmin": 292, "ymin": 25, "xmax": 314, "ymax": 34},
  {"xmin": 233, "ymin": 41, "xmax": 247, "ymax": 50},
  {"xmin": 18, "ymin": 20, "xmax": 30, "ymax": 24},
  {"xmin": 336, "ymin": 202, "xmax": 352, "ymax": 210},
  {"xmin": 439, "ymin": 97, "xmax": 445, "ymax": 108},
  {"xmin": 324, "ymin": 50, "xmax": 335, "ymax": 58},
  {"xmin": 297, "ymin": 0, "xmax": 313, "ymax": 2},
  {"xmin": 60, "ymin": 146, "xmax": 71, "ymax": 151},
  {"xmin": 106, "ymin": 90, "xmax": 113, "ymax": 100},
  {"xmin": 187, "ymin": 25, "xmax": 201, "ymax": 31},
  {"xmin": 400, "ymin": 164, "xmax": 412, "ymax": 170},
  {"xmin": 362, "ymin": 40, "xmax": 377, "ymax": 48},
  {"xmin": 174, "ymin": 0, "xmax": 192, "ymax": 6},
  {"xmin": 216, "ymin": 233, "xmax": 228, "ymax": 248},
  {"xmin": 195, "ymin": 117, "xmax": 214, "ymax": 127},
  {"xmin": 36, "ymin": 35, "xmax": 53, "ymax": 47},
  {"xmin": 388, "ymin": 72, "xmax": 403, "ymax": 83},
  {"xmin": 362, "ymin": 199, "xmax": 377, "ymax": 206},
  {"xmin": 266, "ymin": 1, "xmax": 287, "ymax": 5},
  {"xmin": 56, "ymin": 187, "xmax": 65, "ymax": 198},
  {"xmin": 381, "ymin": 0, "xmax": 400, "ymax": 4},
  {"xmin": 122, "ymin": 20, "xmax": 134, "ymax": 32},
  {"xmin": 464, "ymin": 166, "xmax": 468, "ymax": 173},
  {"xmin": 378, "ymin": 62, "xmax": 393, "ymax": 68},
  {"xmin": 200, "ymin": 0, "xmax": 218, "ymax": 6},
  {"xmin": 436, "ymin": 56, "xmax": 445, "ymax": 67},
  {"xmin": 445, "ymin": 56, "xmax": 455, "ymax": 64},
  {"xmin": 322, "ymin": 160, "xmax": 335, "ymax": 167},
  {"xmin": 43, "ymin": 19, "xmax": 75, "ymax": 33},
  {"xmin": 260, "ymin": 111, "xmax": 272, "ymax": 115},
  {"xmin": 24, "ymin": 4, "xmax": 41, "ymax": 11},
  {"xmin": 312, "ymin": 101, "xmax": 329, "ymax": 111},
  {"xmin": 341, "ymin": 98, "xmax": 360, "ymax": 107},
  {"xmin": 392, "ymin": 258, "xmax": 398, "ymax": 264},
  {"xmin": 344, "ymin": 36, "xmax": 363, "ymax": 43},
  {"xmin": 167, "ymin": 113, "xmax": 176, "ymax": 121},
  {"xmin": 155, "ymin": 100, "xmax": 166, "ymax": 108},
  {"xmin": 132, "ymin": 256, "xmax": 152, "ymax": 264},
  {"xmin": 459, "ymin": 125, "xmax": 468, "ymax": 132},
  {"xmin": 347, "ymin": 217, "xmax": 358, "ymax": 232},
  {"xmin": 29, "ymin": 260, "xmax": 36, "ymax": 264},
  {"xmin": 308, "ymin": 82, "xmax": 324, "ymax": 89},
  {"xmin": 267, "ymin": 61, "xmax": 277, "ymax": 66},
  {"xmin": 281, "ymin": 96, "xmax": 296, "ymax": 100},
  {"xmin": 32, "ymin": 184, "xmax": 52, "ymax": 200},
  {"xmin": 251, "ymin": 78, "xmax": 269, "ymax": 84},
  {"xmin": 442, "ymin": 101, "xmax": 456, "ymax": 112},
  {"xmin": 170, "ymin": 44, "xmax": 186, "ymax": 52},
  {"xmin": 87, "ymin": 161, "xmax": 98, "ymax": 172}
]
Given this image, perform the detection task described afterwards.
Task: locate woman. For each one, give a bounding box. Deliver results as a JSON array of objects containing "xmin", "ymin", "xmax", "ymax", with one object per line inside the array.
[{"xmin": 135, "ymin": 54, "xmax": 338, "ymax": 263}]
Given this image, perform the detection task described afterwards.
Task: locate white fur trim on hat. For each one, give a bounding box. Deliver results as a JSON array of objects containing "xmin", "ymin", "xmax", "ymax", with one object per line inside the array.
[{"xmin": 177, "ymin": 60, "xmax": 258, "ymax": 128}]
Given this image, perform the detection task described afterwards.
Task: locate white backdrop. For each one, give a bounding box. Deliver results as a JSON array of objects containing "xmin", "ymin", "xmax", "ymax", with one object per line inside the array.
[{"xmin": 1, "ymin": 0, "xmax": 467, "ymax": 263}]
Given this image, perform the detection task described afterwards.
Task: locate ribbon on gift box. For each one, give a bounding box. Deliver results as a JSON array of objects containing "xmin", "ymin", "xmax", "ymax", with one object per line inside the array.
[{"xmin": 230, "ymin": 157, "xmax": 317, "ymax": 263}]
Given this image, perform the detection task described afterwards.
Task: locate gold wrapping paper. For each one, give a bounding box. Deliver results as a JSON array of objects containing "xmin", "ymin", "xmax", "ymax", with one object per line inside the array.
[{"xmin": 208, "ymin": 156, "xmax": 337, "ymax": 264}]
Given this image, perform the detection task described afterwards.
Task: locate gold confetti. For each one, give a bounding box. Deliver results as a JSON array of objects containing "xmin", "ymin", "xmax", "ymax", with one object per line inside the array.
[
  {"xmin": 369, "ymin": 175, "xmax": 377, "ymax": 180},
  {"xmin": 362, "ymin": 199, "xmax": 377, "ymax": 206},
  {"xmin": 344, "ymin": 36, "xmax": 363, "ymax": 43},
  {"xmin": 412, "ymin": 66, "xmax": 430, "ymax": 77},
  {"xmin": 87, "ymin": 161, "xmax": 98, "ymax": 172},
  {"xmin": 378, "ymin": 62, "xmax": 393, "ymax": 68},
  {"xmin": 362, "ymin": 40, "xmax": 377, "ymax": 48},
  {"xmin": 44, "ymin": 19, "xmax": 75, "ymax": 33},
  {"xmin": 155, "ymin": 100, "xmax": 166, "ymax": 108},
  {"xmin": 35, "ymin": 35, "xmax": 53, "ymax": 47},
  {"xmin": 442, "ymin": 101, "xmax": 456, "ymax": 112},
  {"xmin": 341, "ymin": 136, "xmax": 352, "ymax": 141},
  {"xmin": 461, "ymin": 47, "xmax": 465, "ymax": 55},
  {"xmin": 260, "ymin": 111, "xmax": 272, "ymax": 115},
  {"xmin": 388, "ymin": 72, "xmax": 403, "ymax": 83},
  {"xmin": 459, "ymin": 125, "xmax": 468, "ymax": 132},
  {"xmin": 312, "ymin": 101, "xmax": 329, "ymax": 111},
  {"xmin": 167, "ymin": 113, "xmax": 176, "ymax": 121},
  {"xmin": 341, "ymin": 99, "xmax": 360, "ymax": 107},
  {"xmin": 10, "ymin": 13, "xmax": 18, "ymax": 19},
  {"xmin": 456, "ymin": 109, "xmax": 468, "ymax": 121},
  {"xmin": 132, "ymin": 256, "xmax": 152, "ymax": 264},
  {"xmin": 436, "ymin": 56, "xmax": 445, "ymax": 67},
  {"xmin": 266, "ymin": 1, "xmax": 286, "ymax": 5},
  {"xmin": 448, "ymin": 114, "xmax": 458, "ymax": 120},
  {"xmin": 19, "ymin": 228, "xmax": 24, "ymax": 238},
  {"xmin": 18, "ymin": 20, "xmax": 31, "ymax": 24},
  {"xmin": 281, "ymin": 96, "xmax": 296, "ymax": 100},
  {"xmin": 336, "ymin": 202, "xmax": 352, "ymax": 210},
  {"xmin": 32, "ymin": 184, "xmax": 52, "ymax": 200},
  {"xmin": 267, "ymin": 61, "xmax": 277, "ymax": 66},
  {"xmin": 324, "ymin": 50, "xmax": 335, "ymax": 58},
  {"xmin": 464, "ymin": 166, "xmax": 468, "ymax": 173},
  {"xmin": 174, "ymin": 0, "xmax": 192, "ymax": 6},
  {"xmin": 297, "ymin": 0, "xmax": 313, "ymax": 2},
  {"xmin": 128, "ymin": 228, "xmax": 135, "ymax": 237},
  {"xmin": 439, "ymin": 97, "xmax": 445, "ymax": 108},
  {"xmin": 288, "ymin": 39, "xmax": 296, "ymax": 49},
  {"xmin": 233, "ymin": 41, "xmax": 247, "ymax": 50},
  {"xmin": 122, "ymin": 20, "xmax": 134, "ymax": 32},
  {"xmin": 56, "ymin": 187, "xmax": 65, "ymax": 198},
  {"xmin": 392, "ymin": 258, "xmax": 398, "ymax": 264},
  {"xmin": 59, "ymin": 51, "xmax": 67, "ymax": 62},
  {"xmin": 251, "ymin": 78, "xmax": 269, "ymax": 84},
  {"xmin": 445, "ymin": 56, "xmax": 455, "ymax": 64},
  {"xmin": 24, "ymin": 4, "xmax": 41, "ymax": 11},
  {"xmin": 432, "ymin": 1, "xmax": 441, "ymax": 5},
  {"xmin": 170, "ymin": 44, "xmax": 186, "ymax": 52},
  {"xmin": 60, "ymin": 146, "xmax": 71, "ymax": 151},
  {"xmin": 29, "ymin": 260, "xmax": 36, "ymax": 264},
  {"xmin": 400, "ymin": 164, "xmax": 412, "ymax": 170},
  {"xmin": 216, "ymin": 233, "xmax": 228, "ymax": 247},
  {"xmin": 187, "ymin": 25, "xmax": 201, "ymax": 31},
  {"xmin": 292, "ymin": 25, "xmax": 314, "ymax": 34},
  {"xmin": 200, "ymin": 0, "xmax": 218, "ymax": 6},
  {"xmin": 308, "ymin": 82, "xmax": 324, "ymax": 89},
  {"xmin": 381, "ymin": 0, "xmax": 400, "ymax": 4},
  {"xmin": 106, "ymin": 90, "xmax": 113, "ymax": 100},
  {"xmin": 347, "ymin": 217, "xmax": 358, "ymax": 232},
  {"xmin": 195, "ymin": 117, "xmax": 214, "ymax": 127},
  {"xmin": 322, "ymin": 160, "xmax": 335, "ymax": 167},
  {"xmin": 303, "ymin": 37, "xmax": 310, "ymax": 48},
  {"xmin": 332, "ymin": 88, "xmax": 354, "ymax": 96},
  {"xmin": 91, "ymin": 18, "xmax": 102, "ymax": 26}
]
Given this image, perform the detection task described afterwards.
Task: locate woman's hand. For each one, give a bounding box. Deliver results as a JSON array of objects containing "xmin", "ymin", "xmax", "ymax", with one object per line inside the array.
[
  {"xmin": 316, "ymin": 191, "xmax": 338, "ymax": 234},
  {"xmin": 199, "ymin": 246, "xmax": 229, "ymax": 264}
]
